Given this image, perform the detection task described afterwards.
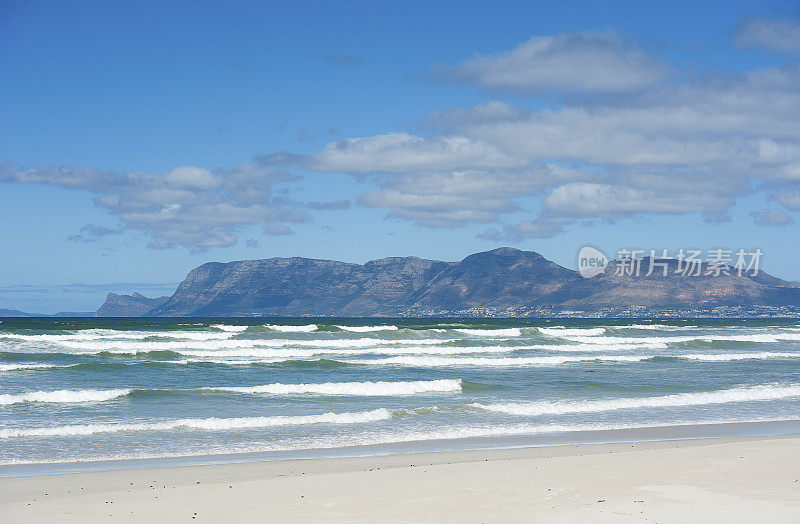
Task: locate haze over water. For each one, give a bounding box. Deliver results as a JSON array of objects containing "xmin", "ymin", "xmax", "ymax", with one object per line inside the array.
[{"xmin": 1, "ymin": 318, "xmax": 799, "ymax": 468}]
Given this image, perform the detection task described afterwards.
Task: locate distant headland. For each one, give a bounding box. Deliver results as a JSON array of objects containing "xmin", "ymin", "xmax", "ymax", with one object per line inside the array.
[{"xmin": 4, "ymin": 247, "xmax": 799, "ymax": 318}]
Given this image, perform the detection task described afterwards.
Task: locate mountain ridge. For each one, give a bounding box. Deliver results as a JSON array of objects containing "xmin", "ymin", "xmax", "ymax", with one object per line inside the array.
[
  {"xmin": 6, "ymin": 248, "xmax": 799, "ymax": 317},
  {"xmin": 145, "ymin": 248, "xmax": 800, "ymax": 317}
]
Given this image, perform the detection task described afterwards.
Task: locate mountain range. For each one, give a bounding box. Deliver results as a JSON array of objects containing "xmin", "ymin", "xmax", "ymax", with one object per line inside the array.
[{"xmin": 5, "ymin": 248, "xmax": 800, "ymax": 317}]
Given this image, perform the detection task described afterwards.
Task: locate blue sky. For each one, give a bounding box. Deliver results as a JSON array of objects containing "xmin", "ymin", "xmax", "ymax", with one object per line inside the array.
[{"xmin": 2, "ymin": 0, "xmax": 800, "ymax": 313}]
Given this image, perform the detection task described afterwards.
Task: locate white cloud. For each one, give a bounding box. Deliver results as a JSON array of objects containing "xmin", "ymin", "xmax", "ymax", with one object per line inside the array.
[
  {"xmin": 307, "ymin": 199, "xmax": 351, "ymax": 210},
  {"xmin": 289, "ymin": 132, "xmax": 524, "ymax": 173},
  {"xmin": 736, "ymin": 17, "xmax": 800, "ymax": 55},
  {"xmin": 439, "ymin": 30, "xmax": 669, "ymax": 94},
  {"xmin": 542, "ymin": 182, "xmax": 733, "ymax": 218},
  {"xmin": 773, "ymin": 191, "xmax": 800, "ymax": 211},
  {"xmin": 479, "ymin": 219, "xmax": 568, "ymax": 241},
  {"xmin": 432, "ymin": 67, "xmax": 800, "ymax": 176},
  {"xmin": 8, "ymin": 28, "xmax": 800, "ymax": 246},
  {"xmin": 0, "ymin": 163, "xmax": 306, "ymax": 249},
  {"xmin": 67, "ymin": 223, "xmax": 123, "ymax": 243},
  {"xmin": 356, "ymin": 166, "xmax": 591, "ymax": 227},
  {"xmin": 751, "ymin": 208, "xmax": 795, "ymax": 226},
  {"xmin": 263, "ymin": 52, "xmax": 800, "ymax": 238}
]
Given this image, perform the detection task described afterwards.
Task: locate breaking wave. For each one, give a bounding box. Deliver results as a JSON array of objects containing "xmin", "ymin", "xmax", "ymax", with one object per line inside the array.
[
  {"xmin": 562, "ymin": 333, "xmax": 800, "ymax": 345},
  {"xmin": 0, "ymin": 409, "xmax": 393, "ymax": 439},
  {"xmin": 473, "ymin": 384, "xmax": 800, "ymax": 416},
  {"xmin": 210, "ymin": 324, "xmax": 249, "ymax": 332},
  {"xmin": 614, "ymin": 324, "xmax": 696, "ymax": 331},
  {"xmin": 538, "ymin": 327, "xmax": 606, "ymax": 337},
  {"xmin": 0, "ymin": 363, "xmax": 71, "ymax": 372},
  {"xmin": 456, "ymin": 328, "xmax": 522, "ymax": 337},
  {"xmin": 335, "ymin": 325, "xmax": 399, "ymax": 332},
  {"xmin": 357, "ymin": 352, "xmax": 800, "ymax": 366},
  {"xmin": 264, "ymin": 324, "xmax": 319, "ymax": 333},
  {"xmin": 0, "ymin": 330, "xmax": 238, "ymax": 342},
  {"xmin": 0, "ymin": 388, "xmax": 131, "ymax": 406},
  {"xmin": 49, "ymin": 337, "xmax": 455, "ymax": 353},
  {"xmin": 365, "ymin": 355, "xmax": 652, "ymax": 367},
  {"xmin": 675, "ymin": 352, "xmax": 800, "ymax": 361},
  {"xmin": 206, "ymin": 379, "xmax": 463, "ymax": 396}
]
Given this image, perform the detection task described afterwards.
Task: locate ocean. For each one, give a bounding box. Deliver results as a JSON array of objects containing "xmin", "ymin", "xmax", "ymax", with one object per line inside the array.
[{"xmin": 1, "ymin": 318, "xmax": 799, "ymax": 472}]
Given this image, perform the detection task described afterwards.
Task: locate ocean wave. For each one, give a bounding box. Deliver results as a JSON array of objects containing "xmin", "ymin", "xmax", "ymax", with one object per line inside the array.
[
  {"xmin": 0, "ymin": 388, "xmax": 131, "ymax": 406},
  {"xmin": 0, "ymin": 363, "xmax": 71, "ymax": 372},
  {"xmin": 173, "ymin": 358, "xmax": 351, "ymax": 368},
  {"xmin": 186, "ymin": 358, "xmax": 274, "ymax": 366},
  {"xmin": 206, "ymin": 379, "xmax": 463, "ymax": 396},
  {"xmin": 264, "ymin": 324, "xmax": 319, "ymax": 333},
  {"xmin": 266, "ymin": 358, "xmax": 353, "ymax": 369},
  {"xmin": 538, "ymin": 327, "xmax": 606, "ymax": 337},
  {"xmin": 334, "ymin": 325, "xmax": 399, "ymax": 332},
  {"xmin": 562, "ymin": 333, "xmax": 800, "ymax": 345},
  {"xmin": 178, "ymin": 344, "xmax": 520, "ymax": 359},
  {"xmin": 182, "ymin": 351, "xmax": 800, "ymax": 367},
  {"xmin": 472, "ymin": 383, "xmax": 800, "ymax": 417},
  {"xmin": 179, "ymin": 342, "xmax": 666, "ymax": 358},
  {"xmin": 613, "ymin": 324, "xmax": 697, "ymax": 331},
  {"xmin": 181, "ymin": 358, "xmax": 352, "ymax": 368},
  {"xmin": 178, "ymin": 348, "xmax": 360, "ymax": 359},
  {"xmin": 210, "ymin": 324, "xmax": 249, "ymax": 332},
  {"xmin": 676, "ymin": 352, "xmax": 800, "ymax": 361},
  {"xmin": 44, "ymin": 337, "xmax": 457, "ymax": 353},
  {"xmin": 364, "ymin": 355, "xmax": 651, "ymax": 367},
  {"xmin": 5, "ymin": 417, "xmax": 796, "ymax": 465},
  {"xmin": 522, "ymin": 342, "xmax": 670, "ymax": 352},
  {"xmin": 455, "ymin": 328, "xmax": 522, "ymax": 337},
  {"xmin": 0, "ymin": 408, "xmax": 393, "ymax": 439},
  {"xmin": 0, "ymin": 330, "xmax": 238, "ymax": 342}
]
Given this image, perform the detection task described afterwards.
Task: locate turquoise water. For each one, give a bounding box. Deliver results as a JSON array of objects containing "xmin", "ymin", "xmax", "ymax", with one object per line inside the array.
[{"xmin": 1, "ymin": 318, "xmax": 799, "ymax": 466}]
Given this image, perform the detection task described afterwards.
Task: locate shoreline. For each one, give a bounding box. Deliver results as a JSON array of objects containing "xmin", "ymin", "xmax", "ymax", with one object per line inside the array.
[
  {"xmin": 3, "ymin": 418, "xmax": 800, "ymax": 478},
  {"xmin": 2, "ymin": 434, "xmax": 799, "ymax": 522}
]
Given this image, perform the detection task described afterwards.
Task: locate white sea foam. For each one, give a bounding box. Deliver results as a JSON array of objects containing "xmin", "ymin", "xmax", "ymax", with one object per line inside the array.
[
  {"xmin": 0, "ymin": 409, "xmax": 393, "ymax": 439},
  {"xmin": 456, "ymin": 328, "xmax": 522, "ymax": 337},
  {"xmin": 0, "ymin": 363, "xmax": 69, "ymax": 372},
  {"xmin": 519, "ymin": 342, "xmax": 670, "ymax": 352},
  {"xmin": 0, "ymin": 330, "xmax": 237, "ymax": 342},
  {"xmin": 335, "ymin": 325, "xmax": 399, "ymax": 332},
  {"xmin": 198, "ymin": 342, "xmax": 530, "ymax": 357},
  {"xmin": 314, "ymin": 417, "xmax": 800, "ymax": 451},
  {"xmin": 50, "ymin": 337, "xmax": 455, "ymax": 353},
  {"xmin": 264, "ymin": 324, "xmax": 319, "ymax": 333},
  {"xmin": 364, "ymin": 355, "xmax": 651, "ymax": 367},
  {"xmin": 186, "ymin": 358, "xmax": 277, "ymax": 366},
  {"xmin": 615, "ymin": 324, "xmax": 696, "ymax": 331},
  {"xmin": 678, "ymin": 352, "xmax": 800, "ymax": 361},
  {"xmin": 5, "ymin": 417, "xmax": 795, "ymax": 465},
  {"xmin": 473, "ymin": 384, "xmax": 800, "ymax": 417},
  {"xmin": 179, "ymin": 345, "xmax": 516, "ymax": 359},
  {"xmin": 207, "ymin": 379, "xmax": 463, "ymax": 396},
  {"xmin": 177, "ymin": 350, "xmax": 800, "ymax": 366},
  {"xmin": 562, "ymin": 333, "xmax": 800, "ymax": 345},
  {"xmin": 180, "ymin": 348, "xmax": 353, "ymax": 359},
  {"xmin": 0, "ymin": 388, "xmax": 131, "ymax": 406},
  {"xmin": 538, "ymin": 327, "xmax": 606, "ymax": 337},
  {"xmin": 153, "ymin": 331, "xmax": 239, "ymax": 341},
  {"xmin": 210, "ymin": 324, "xmax": 249, "ymax": 332}
]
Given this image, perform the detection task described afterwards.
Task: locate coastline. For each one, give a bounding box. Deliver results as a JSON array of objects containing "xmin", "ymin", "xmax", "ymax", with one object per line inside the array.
[
  {"xmin": 3, "ymin": 317, "xmax": 800, "ymax": 521},
  {"xmin": 2, "ymin": 433, "xmax": 799, "ymax": 522},
  {"xmin": 3, "ymin": 418, "xmax": 800, "ymax": 478}
]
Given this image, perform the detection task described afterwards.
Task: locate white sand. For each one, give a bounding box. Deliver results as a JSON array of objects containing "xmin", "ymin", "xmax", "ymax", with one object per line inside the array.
[{"xmin": 1, "ymin": 436, "xmax": 799, "ymax": 522}]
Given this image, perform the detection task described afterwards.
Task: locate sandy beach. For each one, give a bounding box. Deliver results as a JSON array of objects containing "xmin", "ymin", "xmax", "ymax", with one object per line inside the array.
[{"xmin": 1, "ymin": 435, "xmax": 799, "ymax": 523}]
